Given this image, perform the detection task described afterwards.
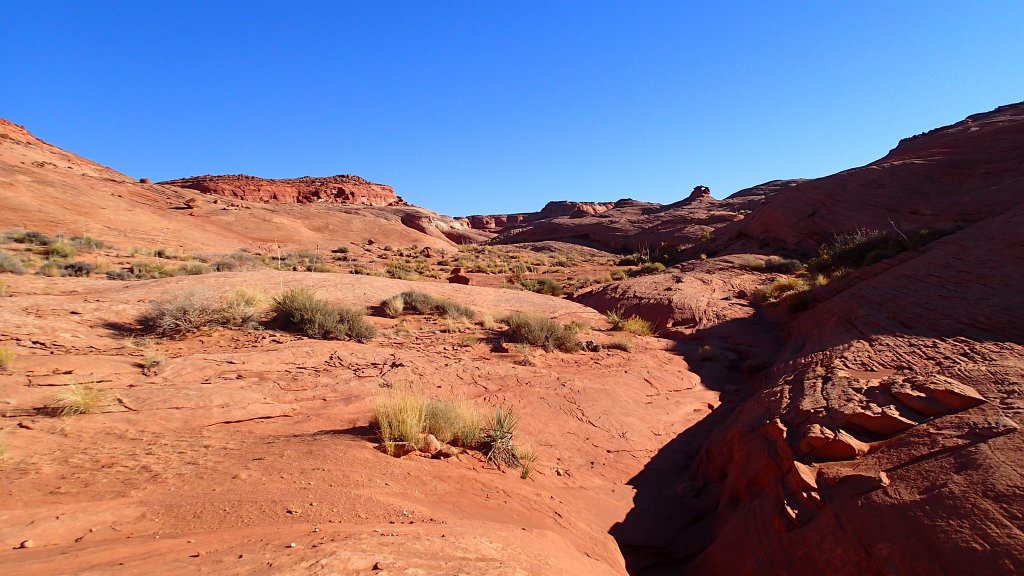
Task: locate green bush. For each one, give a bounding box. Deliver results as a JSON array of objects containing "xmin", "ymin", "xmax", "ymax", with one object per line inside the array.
[
  {"xmin": 502, "ymin": 312, "xmax": 581, "ymax": 353},
  {"xmin": 272, "ymin": 287, "xmax": 376, "ymax": 342}
]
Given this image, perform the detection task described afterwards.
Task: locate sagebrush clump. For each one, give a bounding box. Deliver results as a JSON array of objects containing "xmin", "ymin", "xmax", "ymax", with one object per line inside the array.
[
  {"xmin": 272, "ymin": 287, "xmax": 376, "ymax": 341},
  {"xmin": 502, "ymin": 312, "xmax": 581, "ymax": 353},
  {"xmin": 379, "ymin": 291, "xmax": 475, "ymax": 321}
]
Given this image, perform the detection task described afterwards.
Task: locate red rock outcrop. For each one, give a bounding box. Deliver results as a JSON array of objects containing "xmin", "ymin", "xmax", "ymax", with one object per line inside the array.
[
  {"xmin": 159, "ymin": 174, "xmax": 408, "ymax": 207},
  {"xmin": 457, "ymin": 200, "xmax": 616, "ymax": 232},
  {"xmin": 611, "ymin": 103, "xmax": 1024, "ymax": 575},
  {"xmin": 715, "ymin": 102, "xmax": 1024, "ymax": 255}
]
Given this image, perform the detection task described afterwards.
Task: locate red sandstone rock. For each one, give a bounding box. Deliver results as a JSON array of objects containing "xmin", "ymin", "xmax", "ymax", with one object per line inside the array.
[{"xmin": 159, "ymin": 174, "xmax": 408, "ymax": 207}]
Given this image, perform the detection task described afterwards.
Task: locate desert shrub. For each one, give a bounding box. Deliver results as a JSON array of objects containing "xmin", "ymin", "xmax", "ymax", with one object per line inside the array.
[
  {"xmin": 105, "ymin": 270, "xmax": 133, "ymax": 281},
  {"xmin": 141, "ymin": 290, "xmax": 226, "ymax": 336},
  {"xmin": 373, "ymin": 389, "xmax": 427, "ymax": 447},
  {"xmin": 69, "ymin": 236, "xmax": 106, "ymax": 252},
  {"xmin": 153, "ymin": 247, "xmax": 179, "ymax": 259},
  {"xmin": 272, "ymin": 287, "xmax": 376, "ymax": 341},
  {"xmin": 610, "ymin": 269, "xmax": 627, "ymax": 281},
  {"xmin": 759, "ymin": 256, "xmax": 804, "ymax": 274},
  {"xmin": 502, "ymin": 312, "xmax": 581, "ymax": 353},
  {"xmin": 61, "ymin": 261, "xmax": 95, "ymax": 277},
  {"xmin": 424, "ymin": 397, "xmax": 482, "ymax": 447},
  {"xmin": 752, "ymin": 277, "xmax": 809, "ymax": 304},
  {"xmin": 606, "ymin": 311, "xmax": 654, "ymax": 336},
  {"xmin": 628, "ymin": 262, "xmax": 666, "ymax": 277},
  {"xmin": 0, "ymin": 280, "xmax": 8, "ymax": 296},
  {"xmin": 381, "ymin": 295, "xmax": 405, "ymax": 318},
  {"xmin": 142, "ymin": 351, "xmax": 166, "ymax": 369},
  {"xmin": 54, "ymin": 384, "xmax": 109, "ymax": 417},
  {"xmin": 175, "ymin": 261, "xmax": 212, "ymax": 276},
  {"xmin": 37, "ymin": 262, "xmax": 62, "ymax": 277},
  {"xmin": 0, "ymin": 250, "xmax": 26, "ymax": 274},
  {"xmin": 517, "ymin": 445, "xmax": 538, "ymax": 479},
  {"xmin": 482, "ymin": 407, "xmax": 521, "ymax": 469},
  {"xmin": 617, "ymin": 253, "xmax": 648, "ymax": 266},
  {"xmin": 381, "ymin": 291, "xmax": 475, "ymax": 321},
  {"xmin": 9, "ymin": 230, "xmax": 52, "ymax": 246},
  {"xmin": 47, "ymin": 242, "xmax": 76, "ymax": 260},
  {"xmin": 0, "ymin": 347, "xmax": 14, "ymax": 370},
  {"xmin": 606, "ymin": 335, "xmax": 634, "ymax": 352},
  {"xmin": 436, "ymin": 300, "xmax": 476, "ymax": 321},
  {"xmin": 698, "ymin": 345, "xmax": 717, "ymax": 360},
  {"xmin": 211, "ymin": 258, "xmax": 238, "ymax": 272},
  {"xmin": 221, "ymin": 287, "xmax": 264, "ymax": 329},
  {"xmin": 331, "ymin": 246, "xmax": 350, "ymax": 254},
  {"xmin": 516, "ymin": 277, "xmax": 563, "ymax": 296},
  {"xmin": 385, "ymin": 261, "xmax": 419, "ymax": 280}
]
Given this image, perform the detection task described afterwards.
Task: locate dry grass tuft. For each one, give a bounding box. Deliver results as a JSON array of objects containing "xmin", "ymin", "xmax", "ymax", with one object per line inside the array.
[
  {"xmin": 0, "ymin": 347, "xmax": 14, "ymax": 370},
  {"xmin": 55, "ymin": 384, "xmax": 110, "ymax": 417},
  {"xmin": 606, "ymin": 311, "xmax": 654, "ymax": 336},
  {"xmin": 373, "ymin": 389, "xmax": 427, "ymax": 449},
  {"xmin": 606, "ymin": 335, "xmax": 634, "ymax": 352},
  {"xmin": 517, "ymin": 445, "xmax": 538, "ymax": 479}
]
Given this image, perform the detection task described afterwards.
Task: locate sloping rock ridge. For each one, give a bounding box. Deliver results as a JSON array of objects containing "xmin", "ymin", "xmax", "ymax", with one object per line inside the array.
[
  {"xmin": 159, "ymin": 174, "xmax": 408, "ymax": 206},
  {"xmin": 611, "ymin": 102, "xmax": 1024, "ymax": 575}
]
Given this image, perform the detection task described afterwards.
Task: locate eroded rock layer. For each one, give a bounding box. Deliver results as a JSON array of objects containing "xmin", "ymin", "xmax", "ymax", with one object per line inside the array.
[{"xmin": 159, "ymin": 174, "xmax": 407, "ymax": 206}]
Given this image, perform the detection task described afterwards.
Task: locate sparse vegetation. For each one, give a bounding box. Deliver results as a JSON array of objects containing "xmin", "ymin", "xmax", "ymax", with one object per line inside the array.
[
  {"xmin": 46, "ymin": 240, "xmax": 76, "ymax": 259},
  {"xmin": 373, "ymin": 391, "xmax": 488, "ymax": 453},
  {"xmin": 54, "ymin": 384, "xmax": 109, "ymax": 417},
  {"xmin": 380, "ymin": 291, "xmax": 476, "ymax": 321},
  {"xmin": 606, "ymin": 335, "xmax": 634, "ymax": 352},
  {"xmin": 142, "ymin": 351, "xmax": 167, "ymax": 369},
  {"xmin": 606, "ymin": 311, "xmax": 654, "ymax": 336},
  {"xmin": 0, "ymin": 347, "xmax": 14, "ymax": 370},
  {"xmin": 517, "ymin": 445, "xmax": 538, "ymax": 479},
  {"xmin": 751, "ymin": 277, "xmax": 809, "ymax": 304},
  {"xmin": 482, "ymin": 406, "xmax": 521, "ymax": 469},
  {"xmin": 0, "ymin": 250, "xmax": 26, "ymax": 274},
  {"xmin": 272, "ymin": 287, "xmax": 376, "ymax": 341},
  {"xmin": 628, "ymin": 262, "xmax": 666, "ymax": 277},
  {"xmin": 142, "ymin": 290, "xmax": 227, "ymax": 336},
  {"xmin": 808, "ymin": 223, "xmax": 962, "ymax": 277},
  {"xmin": 502, "ymin": 312, "xmax": 581, "ymax": 353}
]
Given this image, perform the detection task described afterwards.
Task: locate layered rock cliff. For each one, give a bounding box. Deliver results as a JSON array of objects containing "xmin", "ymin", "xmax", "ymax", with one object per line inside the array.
[{"xmin": 159, "ymin": 174, "xmax": 407, "ymax": 207}]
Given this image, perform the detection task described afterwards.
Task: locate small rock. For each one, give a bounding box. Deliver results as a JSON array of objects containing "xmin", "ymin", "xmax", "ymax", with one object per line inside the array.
[
  {"xmin": 287, "ymin": 542, "xmax": 297, "ymax": 548},
  {"xmin": 419, "ymin": 434, "xmax": 442, "ymax": 455},
  {"xmin": 372, "ymin": 562, "xmax": 383, "ymax": 571},
  {"xmin": 18, "ymin": 540, "xmax": 34, "ymax": 549}
]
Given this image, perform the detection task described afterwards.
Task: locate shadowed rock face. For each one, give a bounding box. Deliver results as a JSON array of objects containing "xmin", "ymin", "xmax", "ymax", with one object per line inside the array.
[
  {"xmin": 610, "ymin": 102, "xmax": 1024, "ymax": 575},
  {"xmin": 159, "ymin": 174, "xmax": 408, "ymax": 207}
]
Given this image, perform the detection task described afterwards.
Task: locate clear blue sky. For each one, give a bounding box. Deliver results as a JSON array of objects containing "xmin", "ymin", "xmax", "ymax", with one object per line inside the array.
[{"xmin": 3, "ymin": 2, "xmax": 1022, "ymax": 216}]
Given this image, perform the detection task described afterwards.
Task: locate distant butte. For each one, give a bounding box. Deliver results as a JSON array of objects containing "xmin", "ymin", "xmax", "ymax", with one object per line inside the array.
[{"xmin": 158, "ymin": 173, "xmax": 408, "ymax": 207}]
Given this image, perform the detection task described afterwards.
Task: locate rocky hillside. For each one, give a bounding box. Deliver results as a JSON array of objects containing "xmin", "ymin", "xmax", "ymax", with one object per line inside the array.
[
  {"xmin": 585, "ymin": 103, "xmax": 1024, "ymax": 574},
  {"xmin": 466, "ymin": 184, "xmax": 798, "ymax": 253},
  {"xmin": 159, "ymin": 174, "xmax": 408, "ymax": 207}
]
